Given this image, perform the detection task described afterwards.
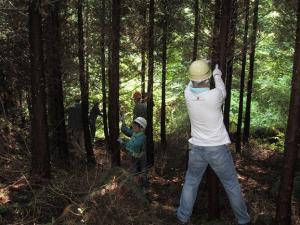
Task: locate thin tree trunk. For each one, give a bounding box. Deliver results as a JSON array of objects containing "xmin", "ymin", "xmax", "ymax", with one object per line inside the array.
[
  {"xmin": 276, "ymin": 1, "xmax": 300, "ymax": 224},
  {"xmin": 141, "ymin": 6, "xmax": 147, "ymax": 99},
  {"xmin": 141, "ymin": 50, "xmax": 146, "ymax": 99},
  {"xmin": 210, "ymin": 0, "xmax": 221, "ymax": 65},
  {"xmin": 207, "ymin": 0, "xmax": 222, "ymax": 219},
  {"xmin": 146, "ymin": 0, "xmax": 155, "ymax": 166},
  {"xmin": 44, "ymin": 0, "xmax": 69, "ymax": 166},
  {"xmin": 100, "ymin": 0, "xmax": 109, "ymax": 142},
  {"xmin": 192, "ymin": 0, "xmax": 199, "ymax": 61},
  {"xmin": 109, "ymin": 0, "xmax": 121, "ymax": 166},
  {"xmin": 77, "ymin": 0, "xmax": 95, "ymax": 165},
  {"xmin": 218, "ymin": 0, "xmax": 233, "ymax": 81},
  {"xmin": 161, "ymin": 0, "xmax": 167, "ymax": 151},
  {"xmin": 85, "ymin": 0, "xmax": 90, "ymax": 105},
  {"xmin": 29, "ymin": 0, "xmax": 50, "ymax": 179},
  {"xmin": 236, "ymin": 0, "xmax": 250, "ymax": 153},
  {"xmin": 208, "ymin": 0, "xmax": 233, "ymax": 219},
  {"xmin": 223, "ymin": 0, "xmax": 237, "ymax": 130},
  {"xmin": 243, "ymin": 0, "xmax": 259, "ymax": 144}
]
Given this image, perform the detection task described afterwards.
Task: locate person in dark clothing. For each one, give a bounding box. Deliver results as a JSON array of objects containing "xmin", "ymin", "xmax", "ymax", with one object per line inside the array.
[
  {"xmin": 132, "ymin": 91, "xmax": 147, "ymax": 120},
  {"xmin": 89, "ymin": 101, "xmax": 102, "ymax": 143},
  {"xmin": 67, "ymin": 96, "xmax": 84, "ymax": 152}
]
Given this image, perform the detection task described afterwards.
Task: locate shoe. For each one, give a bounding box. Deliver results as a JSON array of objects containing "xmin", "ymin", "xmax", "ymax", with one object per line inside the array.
[
  {"xmin": 172, "ymin": 210, "xmax": 188, "ymax": 225},
  {"xmin": 176, "ymin": 216, "xmax": 188, "ymax": 225}
]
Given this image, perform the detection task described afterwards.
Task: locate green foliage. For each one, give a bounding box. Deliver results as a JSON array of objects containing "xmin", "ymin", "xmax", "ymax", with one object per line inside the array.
[
  {"xmin": 1, "ymin": 0, "xmax": 296, "ymax": 146},
  {"xmin": 227, "ymin": 0, "xmax": 295, "ymax": 144}
]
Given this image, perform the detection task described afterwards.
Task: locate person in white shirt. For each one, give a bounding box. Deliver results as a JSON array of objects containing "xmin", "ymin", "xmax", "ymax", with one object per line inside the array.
[{"xmin": 176, "ymin": 60, "xmax": 251, "ymax": 225}]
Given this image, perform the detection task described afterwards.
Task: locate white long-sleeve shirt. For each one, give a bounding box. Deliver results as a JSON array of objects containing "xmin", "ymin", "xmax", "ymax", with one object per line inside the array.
[{"xmin": 185, "ymin": 74, "xmax": 231, "ymax": 146}]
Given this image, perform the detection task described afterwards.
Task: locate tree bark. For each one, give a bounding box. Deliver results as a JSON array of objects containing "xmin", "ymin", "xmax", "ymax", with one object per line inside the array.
[
  {"xmin": 210, "ymin": 0, "xmax": 221, "ymax": 66},
  {"xmin": 236, "ymin": 0, "xmax": 250, "ymax": 153},
  {"xmin": 223, "ymin": 0, "xmax": 237, "ymax": 130},
  {"xmin": 218, "ymin": 0, "xmax": 233, "ymax": 81},
  {"xmin": 161, "ymin": 0, "xmax": 167, "ymax": 151},
  {"xmin": 207, "ymin": 0, "xmax": 222, "ymax": 219},
  {"xmin": 109, "ymin": 0, "xmax": 121, "ymax": 166},
  {"xmin": 100, "ymin": 0, "xmax": 109, "ymax": 142},
  {"xmin": 208, "ymin": 0, "xmax": 233, "ymax": 219},
  {"xmin": 276, "ymin": 1, "xmax": 300, "ymax": 224},
  {"xmin": 44, "ymin": 0, "xmax": 69, "ymax": 166},
  {"xmin": 141, "ymin": 5, "xmax": 147, "ymax": 99},
  {"xmin": 29, "ymin": 0, "xmax": 51, "ymax": 179},
  {"xmin": 243, "ymin": 0, "xmax": 259, "ymax": 144},
  {"xmin": 85, "ymin": 0, "xmax": 90, "ymax": 108},
  {"xmin": 192, "ymin": 0, "xmax": 199, "ymax": 61},
  {"xmin": 77, "ymin": 0, "xmax": 95, "ymax": 165},
  {"xmin": 146, "ymin": 0, "xmax": 155, "ymax": 166}
]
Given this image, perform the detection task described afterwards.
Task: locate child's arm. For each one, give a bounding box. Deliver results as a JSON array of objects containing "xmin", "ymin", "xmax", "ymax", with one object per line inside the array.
[{"xmin": 121, "ymin": 123, "xmax": 133, "ymax": 137}]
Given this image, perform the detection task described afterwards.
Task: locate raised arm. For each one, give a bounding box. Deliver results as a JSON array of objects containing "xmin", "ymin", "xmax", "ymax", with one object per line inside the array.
[{"xmin": 213, "ymin": 64, "xmax": 226, "ymax": 99}]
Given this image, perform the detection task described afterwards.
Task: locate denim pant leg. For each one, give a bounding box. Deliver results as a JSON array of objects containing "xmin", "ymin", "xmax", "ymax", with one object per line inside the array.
[
  {"xmin": 206, "ymin": 145, "xmax": 250, "ymax": 225},
  {"xmin": 177, "ymin": 147, "xmax": 208, "ymax": 223}
]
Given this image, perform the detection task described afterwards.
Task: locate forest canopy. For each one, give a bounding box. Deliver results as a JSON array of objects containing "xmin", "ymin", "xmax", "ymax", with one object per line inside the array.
[
  {"xmin": 0, "ymin": 0, "xmax": 300, "ymax": 224},
  {"xmin": 0, "ymin": 0, "xmax": 296, "ymax": 138}
]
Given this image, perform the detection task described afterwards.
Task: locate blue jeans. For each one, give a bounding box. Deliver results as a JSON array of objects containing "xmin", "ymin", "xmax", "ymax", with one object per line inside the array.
[{"xmin": 177, "ymin": 144, "xmax": 250, "ymax": 224}]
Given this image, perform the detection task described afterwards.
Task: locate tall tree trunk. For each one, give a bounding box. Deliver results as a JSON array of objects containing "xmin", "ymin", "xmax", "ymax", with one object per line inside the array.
[
  {"xmin": 109, "ymin": 0, "xmax": 121, "ymax": 166},
  {"xmin": 210, "ymin": 0, "xmax": 221, "ymax": 65},
  {"xmin": 236, "ymin": 0, "xmax": 250, "ymax": 153},
  {"xmin": 192, "ymin": 0, "xmax": 199, "ymax": 61},
  {"xmin": 146, "ymin": 0, "xmax": 155, "ymax": 166},
  {"xmin": 276, "ymin": 1, "xmax": 300, "ymax": 224},
  {"xmin": 29, "ymin": 0, "xmax": 50, "ymax": 179},
  {"xmin": 218, "ymin": 0, "xmax": 233, "ymax": 82},
  {"xmin": 208, "ymin": 0, "xmax": 233, "ymax": 219},
  {"xmin": 85, "ymin": 0, "xmax": 90, "ymax": 105},
  {"xmin": 161, "ymin": 0, "xmax": 167, "ymax": 151},
  {"xmin": 243, "ymin": 0, "xmax": 259, "ymax": 144},
  {"xmin": 44, "ymin": 0, "xmax": 69, "ymax": 166},
  {"xmin": 101, "ymin": 0, "xmax": 109, "ymax": 142},
  {"xmin": 77, "ymin": 0, "xmax": 95, "ymax": 165},
  {"xmin": 207, "ymin": 0, "xmax": 221, "ymax": 219},
  {"xmin": 223, "ymin": 0, "xmax": 237, "ymax": 130},
  {"xmin": 141, "ymin": 5, "xmax": 147, "ymax": 99}
]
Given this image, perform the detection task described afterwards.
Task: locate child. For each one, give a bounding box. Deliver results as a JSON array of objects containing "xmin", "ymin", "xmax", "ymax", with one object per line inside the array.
[{"xmin": 118, "ymin": 116, "xmax": 149, "ymax": 190}]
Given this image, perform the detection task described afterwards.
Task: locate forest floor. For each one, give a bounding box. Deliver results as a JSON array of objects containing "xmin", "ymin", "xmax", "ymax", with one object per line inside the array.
[{"xmin": 0, "ymin": 125, "xmax": 299, "ymax": 225}]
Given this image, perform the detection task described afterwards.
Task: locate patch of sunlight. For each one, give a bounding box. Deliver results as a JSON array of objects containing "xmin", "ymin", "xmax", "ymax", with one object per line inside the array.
[
  {"xmin": 77, "ymin": 207, "xmax": 84, "ymax": 214},
  {"xmin": 171, "ymin": 177, "xmax": 180, "ymax": 183},
  {"xmin": 151, "ymin": 200, "xmax": 160, "ymax": 208},
  {"xmin": 203, "ymin": 28, "xmax": 210, "ymax": 35},
  {"xmin": 161, "ymin": 204, "xmax": 176, "ymax": 212},
  {"xmin": 184, "ymin": 7, "xmax": 191, "ymax": 14},
  {"xmin": 268, "ymin": 11, "xmax": 280, "ymax": 18},
  {"xmin": 151, "ymin": 201, "xmax": 176, "ymax": 211},
  {"xmin": 0, "ymin": 188, "xmax": 10, "ymax": 204},
  {"xmin": 100, "ymin": 176, "xmax": 119, "ymax": 196}
]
